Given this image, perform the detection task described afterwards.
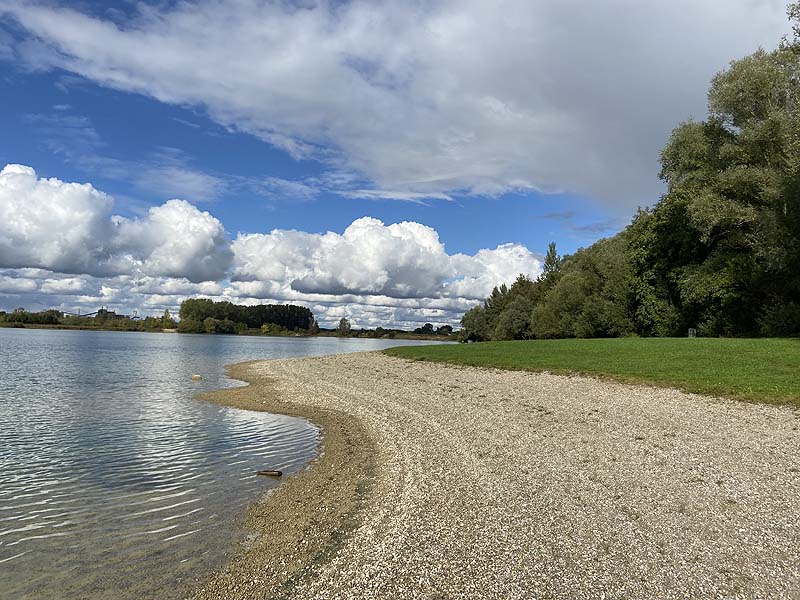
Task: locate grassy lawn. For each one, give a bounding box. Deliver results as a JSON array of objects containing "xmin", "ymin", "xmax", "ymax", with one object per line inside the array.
[{"xmin": 384, "ymin": 338, "xmax": 800, "ymax": 406}]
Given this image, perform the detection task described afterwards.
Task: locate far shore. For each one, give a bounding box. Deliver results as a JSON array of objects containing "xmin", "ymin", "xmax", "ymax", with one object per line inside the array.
[
  {"xmin": 0, "ymin": 322, "xmax": 450, "ymax": 341},
  {"xmin": 190, "ymin": 352, "xmax": 800, "ymax": 599}
]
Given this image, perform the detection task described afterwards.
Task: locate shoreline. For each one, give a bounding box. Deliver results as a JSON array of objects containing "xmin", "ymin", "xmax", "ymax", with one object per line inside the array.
[
  {"xmin": 189, "ymin": 361, "xmax": 378, "ymax": 599},
  {"xmin": 0, "ymin": 323, "xmax": 451, "ymax": 341},
  {"xmin": 188, "ymin": 352, "xmax": 800, "ymax": 598}
]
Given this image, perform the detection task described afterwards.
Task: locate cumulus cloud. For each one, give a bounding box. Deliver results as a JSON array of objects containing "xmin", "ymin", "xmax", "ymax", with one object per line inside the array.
[
  {"xmin": 233, "ymin": 216, "xmax": 541, "ymax": 301},
  {"xmin": 0, "ymin": 265, "xmax": 484, "ymax": 328},
  {"xmin": 40, "ymin": 276, "xmax": 93, "ymax": 295},
  {"xmin": 0, "ymin": 274, "xmax": 38, "ymax": 294},
  {"xmin": 0, "ymin": 165, "xmax": 546, "ymax": 327},
  {"xmin": 449, "ymin": 244, "xmax": 547, "ymax": 299},
  {"xmin": 235, "ymin": 218, "xmax": 456, "ymax": 298},
  {"xmin": 0, "ymin": 163, "xmax": 115, "ymax": 274},
  {"xmin": 114, "ymin": 199, "xmax": 233, "ymax": 282},
  {"xmin": 0, "ymin": 164, "xmax": 233, "ymax": 281},
  {"xmin": 0, "ymin": 0, "xmax": 789, "ymax": 206},
  {"xmin": 129, "ymin": 277, "xmax": 224, "ymax": 297}
]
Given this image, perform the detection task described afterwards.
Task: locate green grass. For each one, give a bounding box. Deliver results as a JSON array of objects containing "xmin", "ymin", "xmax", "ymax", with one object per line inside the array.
[{"xmin": 384, "ymin": 338, "xmax": 800, "ymax": 407}]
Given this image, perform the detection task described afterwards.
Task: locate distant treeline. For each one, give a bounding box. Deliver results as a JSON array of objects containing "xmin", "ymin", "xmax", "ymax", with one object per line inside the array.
[
  {"xmin": 177, "ymin": 298, "xmax": 317, "ymax": 334},
  {"xmin": 462, "ymin": 15, "xmax": 800, "ymax": 341},
  {"xmin": 0, "ymin": 308, "xmax": 176, "ymax": 331},
  {"xmin": 324, "ymin": 318, "xmax": 455, "ymax": 340},
  {"xmin": 0, "ymin": 303, "xmax": 458, "ymax": 339}
]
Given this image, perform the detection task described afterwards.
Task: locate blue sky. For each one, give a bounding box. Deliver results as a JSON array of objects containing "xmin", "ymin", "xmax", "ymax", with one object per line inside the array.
[
  {"xmin": 0, "ymin": 66, "xmax": 620, "ymax": 255},
  {"xmin": 0, "ymin": 0, "xmax": 789, "ymax": 327}
]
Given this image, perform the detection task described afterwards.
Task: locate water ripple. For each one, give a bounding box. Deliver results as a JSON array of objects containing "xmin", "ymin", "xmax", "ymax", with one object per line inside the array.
[{"xmin": 0, "ymin": 329, "xmax": 440, "ymax": 599}]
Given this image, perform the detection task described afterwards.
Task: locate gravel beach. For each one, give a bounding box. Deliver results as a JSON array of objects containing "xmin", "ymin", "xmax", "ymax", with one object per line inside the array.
[{"xmin": 192, "ymin": 352, "xmax": 800, "ymax": 599}]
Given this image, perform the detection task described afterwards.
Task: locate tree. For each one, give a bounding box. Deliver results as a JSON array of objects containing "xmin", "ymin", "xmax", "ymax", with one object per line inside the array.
[
  {"xmin": 177, "ymin": 318, "xmax": 204, "ymax": 333},
  {"xmin": 493, "ymin": 296, "xmax": 533, "ymax": 340},
  {"xmin": 541, "ymin": 242, "xmax": 562, "ymax": 279},
  {"xmin": 261, "ymin": 322, "xmax": 287, "ymax": 335},
  {"xmin": 459, "ymin": 5, "xmax": 800, "ymax": 341},
  {"xmin": 336, "ymin": 317, "xmax": 352, "ymax": 336},
  {"xmin": 524, "ymin": 235, "xmax": 633, "ymax": 339},
  {"xmin": 161, "ymin": 309, "xmax": 177, "ymax": 329},
  {"xmin": 460, "ymin": 305, "xmax": 491, "ymax": 341},
  {"xmin": 414, "ymin": 323, "xmax": 435, "ymax": 335},
  {"xmin": 178, "ymin": 298, "xmax": 315, "ymax": 331},
  {"xmin": 203, "ymin": 317, "xmax": 221, "ymax": 333},
  {"xmin": 309, "ymin": 318, "xmax": 320, "ymax": 335},
  {"xmin": 627, "ymin": 15, "xmax": 800, "ymax": 336}
]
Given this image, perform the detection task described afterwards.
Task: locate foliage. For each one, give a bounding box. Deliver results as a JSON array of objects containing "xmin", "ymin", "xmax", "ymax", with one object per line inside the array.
[
  {"xmin": 336, "ymin": 317, "xmax": 352, "ymax": 336},
  {"xmin": 161, "ymin": 309, "xmax": 177, "ymax": 329},
  {"xmin": 0, "ymin": 308, "xmax": 63, "ymax": 325},
  {"xmin": 533, "ymin": 235, "xmax": 634, "ymax": 338},
  {"xmin": 414, "ymin": 323, "xmax": 435, "ymax": 335},
  {"xmin": 203, "ymin": 317, "xmax": 238, "ymax": 334},
  {"xmin": 177, "ymin": 318, "xmax": 204, "ymax": 333},
  {"xmin": 0, "ymin": 306, "xmax": 180, "ymax": 332},
  {"xmin": 178, "ymin": 298, "xmax": 315, "ymax": 332},
  {"xmin": 385, "ymin": 338, "xmax": 800, "ymax": 406},
  {"xmin": 625, "ymin": 35, "xmax": 800, "ymax": 336},
  {"xmin": 261, "ymin": 322, "xmax": 288, "ymax": 336},
  {"xmin": 460, "ymin": 6, "xmax": 800, "ymax": 340},
  {"xmin": 460, "ymin": 241, "xmax": 633, "ymax": 342}
]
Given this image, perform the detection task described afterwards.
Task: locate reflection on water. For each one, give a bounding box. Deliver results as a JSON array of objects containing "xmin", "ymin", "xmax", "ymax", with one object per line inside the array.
[{"xmin": 0, "ymin": 329, "xmax": 440, "ymax": 599}]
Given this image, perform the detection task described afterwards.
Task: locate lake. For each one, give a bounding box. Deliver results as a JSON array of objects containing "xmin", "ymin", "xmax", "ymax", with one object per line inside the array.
[{"xmin": 0, "ymin": 328, "xmax": 442, "ymax": 599}]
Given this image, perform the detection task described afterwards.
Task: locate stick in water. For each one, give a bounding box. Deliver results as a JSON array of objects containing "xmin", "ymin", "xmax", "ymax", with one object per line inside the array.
[{"xmin": 257, "ymin": 470, "xmax": 283, "ymax": 477}]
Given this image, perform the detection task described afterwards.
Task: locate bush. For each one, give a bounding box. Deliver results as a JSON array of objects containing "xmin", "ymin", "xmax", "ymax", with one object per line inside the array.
[
  {"xmin": 261, "ymin": 323, "xmax": 288, "ymax": 336},
  {"xmin": 203, "ymin": 317, "xmax": 237, "ymax": 334},
  {"xmin": 177, "ymin": 318, "xmax": 204, "ymax": 333},
  {"xmin": 758, "ymin": 303, "xmax": 800, "ymax": 336}
]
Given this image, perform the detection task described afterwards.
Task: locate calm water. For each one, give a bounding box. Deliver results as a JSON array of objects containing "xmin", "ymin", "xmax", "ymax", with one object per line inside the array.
[{"xmin": 0, "ymin": 329, "xmax": 440, "ymax": 599}]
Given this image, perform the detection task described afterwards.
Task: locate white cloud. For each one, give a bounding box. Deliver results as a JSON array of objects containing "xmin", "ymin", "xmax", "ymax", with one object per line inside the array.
[
  {"xmin": 40, "ymin": 276, "xmax": 92, "ymax": 295},
  {"xmin": 448, "ymin": 244, "xmax": 546, "ymax": 299},
  {"xmin": 234, "ymin": 217, "xmax": 453, "ymax": 298},
  {"xmin": 233, "ymin": 216, "xmax": 541, "ymax": 301},
  {"xmin": 341, "ymin": 190, "xmax": 453, "ymax": 204},
  {"xmin": 129, "ymin": 277, "xmax": 224, "ymax": 297},
  {"xmin": 0, "ymin": 164, "xmax": 233, "ymax": 282},
  {"xmin": 0, "ymin": 163, "xmax": 115, "ymax": 274},
  {"xmin": 114, "ymin": 199, "xmax": 233, "ymax": 282},
  {"xmin": 0, "ymin": 165, "xmax": 544, "ymax": 327},
  {"xmin": 250, "ymin": 177, "xmax": 319, "ymax": 201},
  {"xmin": 0, "ymin": 0, "xmax": 790, "ymax": 206},
  {"xmin": 0, "ymin": 275, "xmax": 38, "ymax": 294},
  {"xmin": 135, "ymin": 162, "xmax": 227, "ymax": 203}
]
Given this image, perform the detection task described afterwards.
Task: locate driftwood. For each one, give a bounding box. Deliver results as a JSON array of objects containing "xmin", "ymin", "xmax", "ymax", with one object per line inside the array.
[{"xmin": 257, "ymin": 470, "xmax": 283, "ymax": 477}]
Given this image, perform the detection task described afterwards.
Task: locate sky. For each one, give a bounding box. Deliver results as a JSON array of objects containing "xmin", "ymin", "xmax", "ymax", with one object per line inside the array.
[{"xmin": 0, "ymin": 0, "xmax": 791, "ymax": 328}]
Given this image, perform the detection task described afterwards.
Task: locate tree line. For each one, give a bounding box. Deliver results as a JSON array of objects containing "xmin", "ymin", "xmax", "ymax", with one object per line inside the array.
[
  {"xmin": 331, "ymin": 318, "xmax": 455, "ymax": 339},
  {"xmin": 0, "ymin": 307, "xmax": 176, "ymax": 331},
  {"xmin": 461, "ymin": 7, "xmax": 800, "ymax": 341},
  {"xmin": 177, "ymin": 298, "xmax": 317, "ymax": 334}
]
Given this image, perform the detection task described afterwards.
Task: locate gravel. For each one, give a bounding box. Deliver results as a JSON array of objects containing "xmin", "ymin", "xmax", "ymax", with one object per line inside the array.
[{"xmin": 192, "ymin": 352, "xmax": 800, "ymax": 599}]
